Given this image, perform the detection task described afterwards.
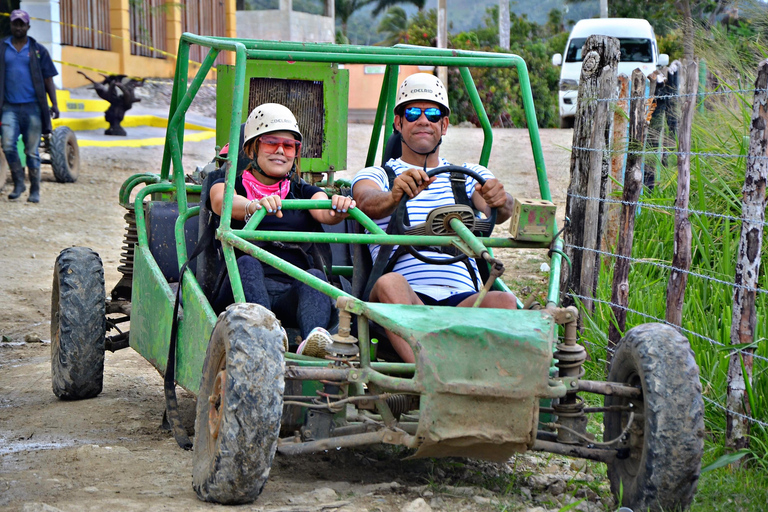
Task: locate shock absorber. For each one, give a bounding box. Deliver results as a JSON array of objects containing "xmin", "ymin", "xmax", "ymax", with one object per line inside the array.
[
  {"xmin": 553, "ymin": 306, "xmax": 588, "ymax": 444},
  {"xmin": 111, "ymin": 205, "xmax": 137, "ymax": 301},
  {"xmin": 301, "ymin": 310, "xmax": 360, "ymax": 442}
]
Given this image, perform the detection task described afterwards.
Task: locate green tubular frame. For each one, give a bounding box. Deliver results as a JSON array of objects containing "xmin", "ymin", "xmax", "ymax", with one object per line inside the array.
[{"xmin": 133, "ymin": 33, "xmax": 564, "ymax": 381}]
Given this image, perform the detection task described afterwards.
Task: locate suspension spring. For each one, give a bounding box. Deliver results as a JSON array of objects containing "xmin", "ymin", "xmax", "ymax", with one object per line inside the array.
[{"xmin": 111, "ymin": 206, "xmax": 138, "ymax": 301}]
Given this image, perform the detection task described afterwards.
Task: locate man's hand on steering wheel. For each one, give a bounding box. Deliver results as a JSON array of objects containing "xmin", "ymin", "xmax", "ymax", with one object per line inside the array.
[
  {"xmin": 391, "ymin": 168, "xmax": 437, "ymax": 203},
  {"xmin": 475, "ymin": 179, "xmax": 508, "ymax": 209},
  {"xmin": 392, "ymin": 165, "xmax": 499, "ymax": 266}
]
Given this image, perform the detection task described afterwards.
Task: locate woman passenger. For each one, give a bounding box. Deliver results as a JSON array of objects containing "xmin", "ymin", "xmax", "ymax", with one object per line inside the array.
[{"xmin": 208, "ymin": 103, "xmax": 354, "ymax": 348}]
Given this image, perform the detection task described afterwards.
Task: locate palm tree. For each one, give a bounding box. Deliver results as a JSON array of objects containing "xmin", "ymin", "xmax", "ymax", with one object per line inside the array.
[
  {"xmin": 377, "ymin": 6, "xmax": 409, "ymax": 46},
  {"xmin": 371, "ymin": 0, "xmax": 426, "ymax": 17},
  {"xmin": 336, "ymin": 0, "xmax": 375, "ymax": 39}
]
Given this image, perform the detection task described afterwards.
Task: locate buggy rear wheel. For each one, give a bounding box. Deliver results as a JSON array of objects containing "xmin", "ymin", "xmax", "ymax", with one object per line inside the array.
[
  {"xmin": 193, "ymin": 303, "xmax": 285, "ymax": 504},
  {"xmin": 51, "ymin": 126, "xmax": 80, "ymax": 183},
  {"xmin": 51, "ymin": 247, "xmax": 106, "ymax": 399},
  {"xmin": 604, "ymin": 323, "xmax": 704, "ymax": 511}
]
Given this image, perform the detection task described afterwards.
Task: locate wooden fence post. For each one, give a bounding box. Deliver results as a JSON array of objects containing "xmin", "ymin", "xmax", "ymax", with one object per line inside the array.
[
  {"xmin": 725, "ymin": 59, "xmax": 768, "ymax": 452},
  {"xmin": 562, "ymin": 35, "xmax": 620, "ymax": 312},
  {"xmin": 603, "ymin": 74, "xmax": 630, "ymax": 253},
  {"xmin": 607, "ymin": 69, "xmax": 650, "ymax": 353},
  {"xmin": 665, "ymin": 59, "xmax": 698, "ymax": 327}
]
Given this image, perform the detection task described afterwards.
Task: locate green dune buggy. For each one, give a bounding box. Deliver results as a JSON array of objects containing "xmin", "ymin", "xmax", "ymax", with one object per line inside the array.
[{"xmin": 49, "ymin": 34, "xmax": 704, "ymax": 510}]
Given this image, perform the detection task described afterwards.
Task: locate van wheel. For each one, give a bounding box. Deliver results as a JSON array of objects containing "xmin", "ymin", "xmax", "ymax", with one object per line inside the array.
[{"xmin": 560, "ymin": 116, "xmax": 575, "ymax": 129}]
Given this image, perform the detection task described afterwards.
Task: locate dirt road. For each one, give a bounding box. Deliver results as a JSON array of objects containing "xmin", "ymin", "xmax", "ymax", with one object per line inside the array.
[{"xmin": 0, "ymin": 126, "xmax": 608, "ymax": 512}]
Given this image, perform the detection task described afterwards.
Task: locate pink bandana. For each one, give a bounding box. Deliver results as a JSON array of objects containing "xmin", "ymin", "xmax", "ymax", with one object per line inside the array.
[{"xmin": 241, "ymin": 169, "xmax": 290, "ymax": 201}]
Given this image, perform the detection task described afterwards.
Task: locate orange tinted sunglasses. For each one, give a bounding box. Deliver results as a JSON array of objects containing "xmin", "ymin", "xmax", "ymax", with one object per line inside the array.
[{"xmin": 258, "ymin": 135, "xmax": 301, "ymax": 157}]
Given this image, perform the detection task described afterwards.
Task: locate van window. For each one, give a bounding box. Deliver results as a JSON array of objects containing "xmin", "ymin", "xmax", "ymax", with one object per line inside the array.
[{"xmin": 565, "ymin": 37, "xmax": 654, "ymax": 63}]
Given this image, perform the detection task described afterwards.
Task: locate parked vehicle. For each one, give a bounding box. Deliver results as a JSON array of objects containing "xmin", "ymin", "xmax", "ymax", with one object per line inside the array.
[
  {"xmin": 0, "ymin": 127, "xmax": 80, "ymax": 188},
  {"xmin": 551, "ymin": 18, "xmax": 669, "ymax": 128}
]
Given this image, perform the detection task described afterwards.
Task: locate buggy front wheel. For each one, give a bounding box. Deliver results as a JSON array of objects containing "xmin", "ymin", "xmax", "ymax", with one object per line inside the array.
[
  {"xmin": 604, "ymin": 323, "xmax": 704, "ymax": 511},
  {"xmin": 51, "ymin": 247, "xmax": 106, "ymax": 399},
  {"xmin": 192, "ymin": 303, "xmax": 285, "ymax": 504}
]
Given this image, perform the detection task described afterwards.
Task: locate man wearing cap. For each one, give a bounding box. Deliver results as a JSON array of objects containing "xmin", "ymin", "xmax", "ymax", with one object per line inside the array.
[
  {"xmin": 352, "ymin": 73, "xmax": 517, "ymax": 362},
  {"xmin": 1, "ymin": 9, "xmax": 59, "ymax": 203}
]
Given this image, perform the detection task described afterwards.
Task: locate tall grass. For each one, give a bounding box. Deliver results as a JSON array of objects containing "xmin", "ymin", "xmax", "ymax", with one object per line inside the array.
[{"xmin": 577, "ymin": 25, "xmax": 768, "ymax": 504}]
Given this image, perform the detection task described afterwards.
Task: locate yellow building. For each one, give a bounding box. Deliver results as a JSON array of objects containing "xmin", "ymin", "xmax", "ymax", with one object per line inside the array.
[
  {"xmin": 23, "ymin": 0, "xmax": 236, "ymax": 88},
  {"xmin": 20, "ymin": 0, "xmax": 427, "ymax": 116}
]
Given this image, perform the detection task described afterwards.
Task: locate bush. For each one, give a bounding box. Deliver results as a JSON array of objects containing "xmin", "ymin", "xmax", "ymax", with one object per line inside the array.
[{"xmin": 404, "ymin": 8, "xmax": 563, "ymax": 128}]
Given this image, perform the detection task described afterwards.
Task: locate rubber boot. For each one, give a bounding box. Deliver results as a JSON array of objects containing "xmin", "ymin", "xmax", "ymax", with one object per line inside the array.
[
  {"xmin": 8, "ymin": 162, "xmax": 26, "ymax": 200},
  {"xmin": 27, "ymin": 167, "xmax": 40, "ymax": 203}
]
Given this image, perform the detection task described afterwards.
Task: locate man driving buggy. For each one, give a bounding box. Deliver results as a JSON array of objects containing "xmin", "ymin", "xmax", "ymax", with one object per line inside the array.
[{"xmin": 352, "ymin": 73, "xmax": 518, "ymax": 363}]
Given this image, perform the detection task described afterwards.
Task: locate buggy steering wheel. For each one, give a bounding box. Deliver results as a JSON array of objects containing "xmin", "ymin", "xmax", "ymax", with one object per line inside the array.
[{"xmin": 391, "ymin": 165, "xmax": 498, "ymax": 265}]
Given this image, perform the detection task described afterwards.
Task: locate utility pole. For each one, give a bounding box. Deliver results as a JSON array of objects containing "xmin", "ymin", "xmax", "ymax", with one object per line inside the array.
[
  {"xmin": 437, "ymin": 0, "xmax": 448, "ymax": 87},
  {"xmin": 499, "ymin": 0, "xmax": 510, "ymax": 50},
  {"xmin": 600, "ymin": 0, "xmax": 608, "ymax": 17}
]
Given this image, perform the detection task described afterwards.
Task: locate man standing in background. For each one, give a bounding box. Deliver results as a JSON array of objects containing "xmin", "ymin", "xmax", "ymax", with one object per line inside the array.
[{"xmin": 1, "ymin": 9, "xmax": 59, "ymax": 203}]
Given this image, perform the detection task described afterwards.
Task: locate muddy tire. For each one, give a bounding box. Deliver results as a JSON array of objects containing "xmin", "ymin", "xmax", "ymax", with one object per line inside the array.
[
  {"xmin": 605, "ymin": 323, "xmax": 704, "ymax": 511},
  {"xmin": 193, "ymin": 303, "xmax": 285, "ymax": 504},
  {"xmin": 559, "ymin": 116, "xmax": 574, "ymax": 129},
  {"xmin": 51, "ymin": 247, "xmax": 106, "ymax": 399},
  {"xmin": 51, "ymin": 126, "xmax": 80, "ymax": 183}
]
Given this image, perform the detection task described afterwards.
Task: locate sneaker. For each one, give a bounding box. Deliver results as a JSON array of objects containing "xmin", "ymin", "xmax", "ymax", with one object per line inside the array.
[{"xmin": 297, "ymin": 327, "xmax": 333, "ymax": 358}]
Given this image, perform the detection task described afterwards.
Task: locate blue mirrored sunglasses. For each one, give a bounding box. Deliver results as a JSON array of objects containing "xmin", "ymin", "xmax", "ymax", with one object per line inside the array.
[{"xmin": 403, "ymin": 106, "xmax": 444, "ymax": 123}]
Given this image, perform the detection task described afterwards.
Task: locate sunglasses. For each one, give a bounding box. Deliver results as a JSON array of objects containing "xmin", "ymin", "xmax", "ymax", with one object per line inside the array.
[
  {"xmin": 258, "ymin": 135, "xmax": 301, "ymax": 157},
  {"xmin": 403, "ymin": 106, "xmax": 444, "ymax": 123}
]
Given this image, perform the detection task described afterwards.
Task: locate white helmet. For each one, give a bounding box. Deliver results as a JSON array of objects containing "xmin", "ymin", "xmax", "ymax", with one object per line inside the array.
[
  {"xmin": 394, "ymin": 73, "xmax": 450, "ymax": 115},
  {"xmin": 243, "ymin": 103, "xmax": 302, "ymax": 149}
]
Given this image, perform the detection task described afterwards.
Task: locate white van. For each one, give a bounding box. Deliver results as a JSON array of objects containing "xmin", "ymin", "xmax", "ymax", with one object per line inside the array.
[{"xmin": 551, "ymin": 18, "xmax": 669, "ymax": 128}]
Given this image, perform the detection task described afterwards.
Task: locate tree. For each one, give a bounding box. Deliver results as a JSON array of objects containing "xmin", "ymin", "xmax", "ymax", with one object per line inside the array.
[
  {"xmin": 336, "ymin": 0, "xmax": 375, "ymax": 39},
  {"xmin": 371, "ymin": 0, "xmax": 426, "ymax": 17},
  {"xmin": 377, "ymin": 7, "xmax": 409, "ymax": 45}
]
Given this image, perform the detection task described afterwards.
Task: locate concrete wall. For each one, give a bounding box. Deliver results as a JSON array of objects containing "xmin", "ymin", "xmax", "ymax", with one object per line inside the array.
[
  {"xmin": 236, "ymin": 10, "xmax": 334, "ymax": 43},
  {"xmin": 22, "ymin": 0, "xmax": 62, "ymax": 89},
  {"xmin": 346, "ymin": 64, "xmax": 434, "ymax": 115}
]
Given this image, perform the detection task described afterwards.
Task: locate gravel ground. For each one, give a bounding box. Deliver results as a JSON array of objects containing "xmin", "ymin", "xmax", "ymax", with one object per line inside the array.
[{"xmin": 0, "ymin": 81, "xmax": 605, "ymax": 512}]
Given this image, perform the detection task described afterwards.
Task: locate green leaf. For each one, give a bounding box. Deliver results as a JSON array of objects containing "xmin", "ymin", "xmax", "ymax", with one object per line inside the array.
[
  {"xmin": 558, "ymin": 499, "xmax": 585, "ymax": 512},
  {"xmin": 701, "ymin": 450, "xmax": 750, "ymax": 473},
  {"xmin": 716, "ymin": 340, "xmax": 761, "ymax": 352}
]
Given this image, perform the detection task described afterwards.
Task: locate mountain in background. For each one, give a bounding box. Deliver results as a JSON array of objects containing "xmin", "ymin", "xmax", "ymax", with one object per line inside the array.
[{"xmin": 342, "ymin": 0, "xmax": 600, "ymax": 45}]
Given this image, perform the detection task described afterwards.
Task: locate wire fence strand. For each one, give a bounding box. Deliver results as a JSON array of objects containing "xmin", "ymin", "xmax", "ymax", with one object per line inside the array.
[
  {"xmin": 566, "ymin": 192, "xmax": 768, "ymax": 227},
  {"xmin": 593, "ymin": 87, "xmax": 768, "ymax": 103},
  {"xmin": 567, "ymin": 293, "xmax": 768, "ymax": 365},
  {"xmin": 564, "ymin": 242, "xmax": 768, "ymax": 296}
]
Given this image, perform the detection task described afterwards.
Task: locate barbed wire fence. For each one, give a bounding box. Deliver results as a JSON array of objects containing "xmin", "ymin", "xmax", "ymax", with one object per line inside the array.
[{"xmin": 561, "ymin": 35, "xmax": 768, "ymax": 456}]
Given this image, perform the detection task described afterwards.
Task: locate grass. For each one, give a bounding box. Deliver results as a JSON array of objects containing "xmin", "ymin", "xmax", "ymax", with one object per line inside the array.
[{"xmin": 572, "ymin": 26, "xmax": 768, "ymax": 509}]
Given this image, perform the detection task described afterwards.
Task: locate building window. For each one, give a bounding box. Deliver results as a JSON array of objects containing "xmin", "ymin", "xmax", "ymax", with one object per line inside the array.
[
  {"xmin": 130, "ymin": 0, "xmax": 167, "ymax": 58},
  {"xmin": 61, "ymin": 0, "xmax": 112, "ymax": 51}
]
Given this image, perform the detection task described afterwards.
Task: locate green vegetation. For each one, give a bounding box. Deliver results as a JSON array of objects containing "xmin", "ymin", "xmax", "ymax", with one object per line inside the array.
[{"xmin": 577, "ymin": 19, "xmax": 768, "ymax": 510}]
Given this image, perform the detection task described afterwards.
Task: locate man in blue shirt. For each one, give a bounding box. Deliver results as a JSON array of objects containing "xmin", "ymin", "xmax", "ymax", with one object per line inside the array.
[{"xmin": 1, "ymin": 9, "xmax": 59, "ymax": 203}]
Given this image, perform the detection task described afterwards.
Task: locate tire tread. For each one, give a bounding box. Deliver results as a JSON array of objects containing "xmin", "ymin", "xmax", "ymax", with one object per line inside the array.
[
  {"xmin": 193, "ymin": 303, "xmax": 284, "ymax": 504},
  {"xmin": 51, "ymin": 247, "xmax": 106, "ymax": 399},
  {"xmin": 51, "ymin": 126, "xmax": 79, "ymax": 183},
  {"xmin": 606, "ymin": 323, "xmax": 704, "ymax": 511}
]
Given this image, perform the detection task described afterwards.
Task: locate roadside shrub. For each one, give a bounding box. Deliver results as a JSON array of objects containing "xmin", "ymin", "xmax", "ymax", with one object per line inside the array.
[{"xmin": 405, "ymin": 8, "xmax": 562, "ymax": 128}]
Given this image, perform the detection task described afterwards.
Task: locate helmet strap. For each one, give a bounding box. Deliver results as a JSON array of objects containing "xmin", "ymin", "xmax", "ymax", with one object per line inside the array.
[
  {"xmin": 247, "ymin": 161, "xmax": 290, "ymax": 186},
  {"xmin": 401, "ymin": 137, "xmax": 443, "ymax": 172}
]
